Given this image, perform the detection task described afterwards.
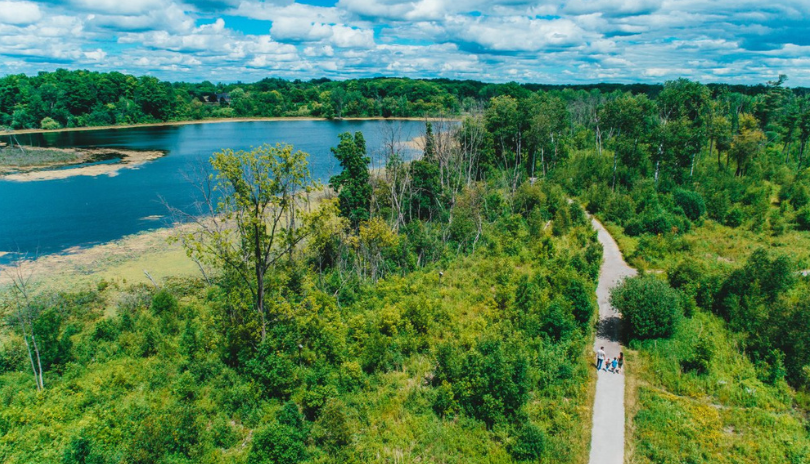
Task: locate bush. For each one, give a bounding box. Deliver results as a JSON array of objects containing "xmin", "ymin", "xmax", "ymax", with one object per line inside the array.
[
  {"xmin": 673, "ymin": 189, "xmax": 706, "ymax": 221},
  {"xmin": 604, "ymin": 194, "xmax": 635, "ymax": 225},
  {"xmin": 680, "ymin": 337, "xmax": 713, "ymax": 375},
  {"xmin": 151, "ymin": 290, "xmax": 178, "ymax": 315},
  {"xmin": 514, "ymin": 181, "xmax": 546, "ymax": 217},
  {"xmin": 250, "ymin": 422, "xmax": 306, "ymax": 464},
  {"xmin": 509, "ymin": 423, "xmax": 547, "ymax": 462},
  {"xmin": 563, "ymin": 278, "xmax": 595, "ymax": 326},
  {"xmin": 705, "ymin": 191, "xmax": 729, "ymax": 223},
  {"xmin": 246, "ymin": 343, "xmax": 298, "ymax": 399},
  {"xmin": 40, "ymin": 117, "xmax": 60, "ymax": 130},
  {"xmin": 725, "ymin": 206, "xmax": 744, "ymax": 228},
  {"xmin": 610, "ymin": 275, "xmax": 682, "ymax": 340},
  {"xmin": 796, "ymin": 206, "xmax": 810, "ymax": 231}
]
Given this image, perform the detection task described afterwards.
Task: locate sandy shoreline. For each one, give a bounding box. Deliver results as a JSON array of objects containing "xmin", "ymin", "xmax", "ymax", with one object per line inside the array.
[
  {"xmin": 5, "ymin": 116, "xmax": 456, "ymax": 136},
  {"xmin": 1, "ymin": 148, "xmax": 166, "ymax": 182}
]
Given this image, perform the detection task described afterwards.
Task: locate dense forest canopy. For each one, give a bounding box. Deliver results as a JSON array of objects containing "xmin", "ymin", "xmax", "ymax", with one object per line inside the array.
[{"xmin": 1, "ymin": 69, "xmax": 809, "ymax": 130}]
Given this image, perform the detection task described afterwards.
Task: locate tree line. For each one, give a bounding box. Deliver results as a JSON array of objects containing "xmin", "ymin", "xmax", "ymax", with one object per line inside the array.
[{"xmin": 2, "ymin": 68, "xmax": 808, "ymax": 132}]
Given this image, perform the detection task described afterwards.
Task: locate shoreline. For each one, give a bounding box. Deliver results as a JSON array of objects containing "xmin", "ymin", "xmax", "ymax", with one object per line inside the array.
[
  {"xmin": 0, "ymin": 222, "xmax": 198, "ymax": 288},
  {"xmin": 4, "ymin": 116, "xmax": 459, "ymax": 136}
]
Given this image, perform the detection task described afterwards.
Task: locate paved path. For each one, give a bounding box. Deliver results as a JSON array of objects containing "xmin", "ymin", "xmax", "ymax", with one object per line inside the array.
[{"xmin": 588, "ymin": 218, "xmax": 636, "ymax": 464}]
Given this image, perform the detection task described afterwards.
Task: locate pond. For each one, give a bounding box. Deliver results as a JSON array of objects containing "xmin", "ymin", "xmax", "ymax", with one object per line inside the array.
[{"xmin": 0, "ymin": 119, "xmax": 426, "ymax": 263}]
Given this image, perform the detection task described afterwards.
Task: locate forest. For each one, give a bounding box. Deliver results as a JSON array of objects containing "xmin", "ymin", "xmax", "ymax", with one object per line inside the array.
[
  {"xmin": 1, "ymin": 69, "xmax": 809, "ymax": 130},
  {"xmin": 2, "ymin": 72, "xmax": 810, "ymax": 463}
]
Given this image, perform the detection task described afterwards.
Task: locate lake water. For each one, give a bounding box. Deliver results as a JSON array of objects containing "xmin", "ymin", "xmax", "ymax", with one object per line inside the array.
[{"xmin": 0, "ymin": 120, "xmax": 426, "ymax": 263}]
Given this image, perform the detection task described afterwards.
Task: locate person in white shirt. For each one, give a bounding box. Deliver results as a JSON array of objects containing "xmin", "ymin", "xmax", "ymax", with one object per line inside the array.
[{"xmin": 596, "ymin": 346, "xmax": 606, "ymax": 370}]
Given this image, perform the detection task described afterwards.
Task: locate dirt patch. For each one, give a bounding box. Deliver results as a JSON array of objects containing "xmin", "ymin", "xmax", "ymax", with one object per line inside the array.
[{"xmin": 1, "ymin": 148, "xmax": 166, "ymax": 182}]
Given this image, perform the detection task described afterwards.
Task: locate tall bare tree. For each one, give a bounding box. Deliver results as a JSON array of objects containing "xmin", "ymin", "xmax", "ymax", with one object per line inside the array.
[{"xmin": 2, "ymin": 258, "xmax": 45, "ymax": 390}]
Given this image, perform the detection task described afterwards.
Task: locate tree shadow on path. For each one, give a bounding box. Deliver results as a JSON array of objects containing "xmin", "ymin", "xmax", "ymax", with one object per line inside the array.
[{"xmin": 596, "ymin": 314, "xmax": 622, "ymax": 343}]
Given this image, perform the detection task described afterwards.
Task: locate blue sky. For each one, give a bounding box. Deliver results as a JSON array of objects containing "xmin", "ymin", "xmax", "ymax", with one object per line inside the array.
[{"xmin": 0, "ymin": 0, "xmax": 808, "ymax": 85}]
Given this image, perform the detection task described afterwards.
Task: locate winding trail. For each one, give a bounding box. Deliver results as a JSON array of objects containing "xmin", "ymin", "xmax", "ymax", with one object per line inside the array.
[{"xmin": 588, "ymin": 218, "xmax": 636, "ymax": 464}]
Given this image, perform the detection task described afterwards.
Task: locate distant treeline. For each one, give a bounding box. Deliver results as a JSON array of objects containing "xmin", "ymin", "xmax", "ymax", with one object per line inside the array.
[{"xmin": 1, "ymin": 69, "xmax": 808, "ymax": 130}]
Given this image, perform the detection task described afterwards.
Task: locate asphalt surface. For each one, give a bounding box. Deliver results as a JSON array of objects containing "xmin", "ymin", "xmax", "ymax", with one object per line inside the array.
[{"xmin": 588, "ymin": 217, "xmax": 637, "ymax": 464}]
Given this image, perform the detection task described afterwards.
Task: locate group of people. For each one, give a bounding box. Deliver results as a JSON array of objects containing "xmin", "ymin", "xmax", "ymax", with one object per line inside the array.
[{"xmin": 595, "ymin": 346, "xmax": 623, "ymax": 374}]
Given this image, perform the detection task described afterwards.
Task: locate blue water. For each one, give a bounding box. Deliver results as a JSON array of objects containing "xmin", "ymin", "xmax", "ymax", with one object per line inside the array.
[{"xmin": 0, "ymin": 120, "xmax": 425, "ymax": 263}]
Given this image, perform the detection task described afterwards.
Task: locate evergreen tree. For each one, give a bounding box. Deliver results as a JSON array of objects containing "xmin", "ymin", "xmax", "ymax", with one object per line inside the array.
[{"xmin": 329, "ymin": 131, "xmax": 371, "ymax": 228}]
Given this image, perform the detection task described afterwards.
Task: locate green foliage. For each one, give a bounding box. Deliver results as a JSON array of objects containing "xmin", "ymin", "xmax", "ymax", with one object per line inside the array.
[
  {"xmin": 673, "ymin": 188, "xmax": 706, "ymax": 221},
  {"xmin": 680, "ymin": 337, "xmax": 713, "ymax": 375},
  {"xmin": 409, "ymin": 159, "xmax": 442, "ymax": 221},
  {"xmin": 509, "ymin": 423, "xmax": 547, "ymax": 462},
  {"xmin": 151, "ymin": 289, "xmax": 177, "ymax": 315},
  {"xmin": 610, "ymin": 274, "xmax": 682, "ymax": 341},
  {"xmin": 40, "ymin": 116, "xmax": 60, "ymax": 130},
  {"xmin": 796, "ymin": 206, "xmax": 810, "ymax": 231},
  {"xmin": 724, "ymin": 206, "xmax": 744, "ymax": 227},
  {"xmin": 249, "ymin": 421, "xmax": 306, "ymax": 464},
  {"xmin": 329, "ymin": 131, "xmax": 371, "ymax": 228},
  {"xmin": 434, "ymin": 339, "xmax": 530, "ymax": 427}
]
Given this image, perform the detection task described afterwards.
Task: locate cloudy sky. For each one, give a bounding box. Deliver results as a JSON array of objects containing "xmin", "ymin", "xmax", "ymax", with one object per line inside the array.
[{"xmin": 0, "ymin": 0, "xmax": 808, "ymax": 85}]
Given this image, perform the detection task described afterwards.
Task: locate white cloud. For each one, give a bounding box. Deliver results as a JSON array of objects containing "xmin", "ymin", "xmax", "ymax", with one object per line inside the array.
[
  {"xmin": 0, "ymin": 1, "xmax": 42, "ymax": 25},
  {"xmin": 304, "ymin": 44, "xmax": 335, "ymax": 57},
  {"xmin": 449, "ymin": 16, "xmax": 594, "ymax": 52},
  {"xmin": 86, "ymin": 3, "xmax": 194, "ymax": 33},
  {"xmin": 83, "ymin": 48, "xmax": 107, "ymax": 60},
  {"xmin": 1, "ymin": 0, "xmax": 809, "ymax": 85},
  {"xmin": 70, "ymin": 0, "xmax": 166, "ymax": 15},
  {"xmin": 233, "ymin": 1, "xmax": 344, "ymax": 24},
  {"xmin": 565, "ymin": 0, "xmax": 663, "ymax": 16},
  {"xmin": 271, "ymin": 18, "xmax": 375, "ymax": 49}
]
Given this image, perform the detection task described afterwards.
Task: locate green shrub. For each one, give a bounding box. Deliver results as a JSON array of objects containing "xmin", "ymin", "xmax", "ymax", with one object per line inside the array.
[
  {"xmin": 780, "ymin": 181, "xmax": 810, "ymax": 209},
  {"xmin": 40, "ymin": 117, "xmax": 60, "ymax": 130},
  {"xmin": 250, "ymin": 422, "xmax": 306, "ymax": 464},
  {"xmin": 563, "ymin": 278, "xmax": 595, "ymax": 326},
  {"xmin": 796, "ymin": 206, "xmax": 810, "ymax": 231},
  {"xmin": 705, "ymin": 191, "xmax": 729, "ymax": 223},
  {"xmin": 673, "ymin": 189, "xmax": 706, "ymax": 221},
  {"xmin": 246, "ymin": 343, "xmax": 298, "ymax": 399},
  {"xmin": 435, "ymin": 340, "xmax": 530, "ymax": 427},
  {"xmin": 725, "ymin": 206, "xmax": 744, "ymax": 228},
  {"xmin": 514, "ymin": 181, "xmax": 546, "ymax": 217},
  {"xmin": 604, "ymin": 194, "xmax": 635, "ymax": 225},
  {"xmin": 680, "ymin": 337, "xmax": 713, "ymax": 375},
  {"xmin": 433, "ymin": 380, "xmax": 458, "ymax": 417},
  {"xmin": 509, "ymin": 423, "xmax": 547, "ymax": 462},
  {"xmin": 610, "ymin": 275, "xmax": 682, "ymax": 340},
  {"xmin": 314, "ymin": 399, "xmax": 351, "ymax": 448},
  {"xmin": 151, "ymin": 289, "xmax": 178, "ymax": 315}
]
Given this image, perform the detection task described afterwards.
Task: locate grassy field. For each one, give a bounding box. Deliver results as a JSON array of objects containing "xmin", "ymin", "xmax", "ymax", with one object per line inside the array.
[
  {"xmin": 602, "ymin": 215, "xmax": 810, "ymax": 463},
  {"xmin": 625, "ymin": 311, "xmax": 809, "ymax": 463}
]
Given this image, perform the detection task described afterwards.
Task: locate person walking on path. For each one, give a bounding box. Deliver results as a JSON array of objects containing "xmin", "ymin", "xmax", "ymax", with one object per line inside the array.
[
  {"xmin": 588, "ymin": 216, "xmax": 637, "ymax": 464},
  {"xmin": 596, "ymin": 346, "xmax": 606, "ymax": 370},
  {"xmin": 611, "ymin": 357, "xmax": 618, "ymax": 373},
  {"xmin": 617, "ymin": 352, "xmax": 624, "ymax": 373}
]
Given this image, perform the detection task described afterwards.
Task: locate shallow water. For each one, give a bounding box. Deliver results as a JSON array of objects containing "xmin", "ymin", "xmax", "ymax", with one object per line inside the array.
[{"xmin": 0, "ymin": 120, "xmax": 425, "ymax": 263}]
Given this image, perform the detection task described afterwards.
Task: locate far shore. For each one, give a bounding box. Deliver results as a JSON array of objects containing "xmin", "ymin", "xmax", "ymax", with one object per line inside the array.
[{"xmin": 5, "ymin": 116, "xmax": 459, "ymax": 136}]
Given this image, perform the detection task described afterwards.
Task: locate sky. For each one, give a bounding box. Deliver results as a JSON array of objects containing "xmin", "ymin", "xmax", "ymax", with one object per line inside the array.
[{"xmin": 0, "ymin": 0, "xmax": 808, "ymax": 85}]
